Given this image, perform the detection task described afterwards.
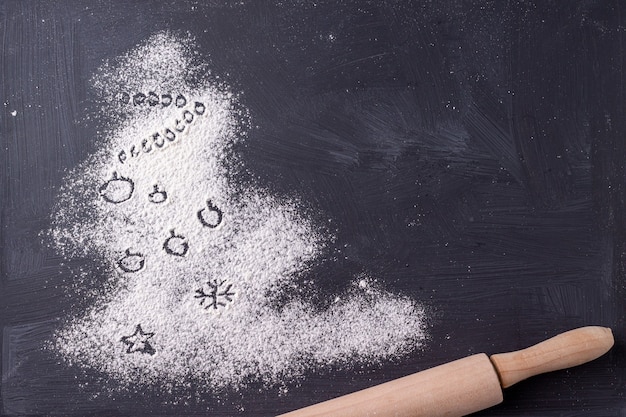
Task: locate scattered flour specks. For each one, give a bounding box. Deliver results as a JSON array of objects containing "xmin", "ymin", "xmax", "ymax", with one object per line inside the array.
[{"xmin": 48, "ymin": 31, "xmax": 426, "ymax": 394}]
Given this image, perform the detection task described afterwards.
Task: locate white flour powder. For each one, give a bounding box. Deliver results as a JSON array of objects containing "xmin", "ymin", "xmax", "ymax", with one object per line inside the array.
[{"xmin": 48, "ymin": 31, "xmax": 426, "ymax": 393}]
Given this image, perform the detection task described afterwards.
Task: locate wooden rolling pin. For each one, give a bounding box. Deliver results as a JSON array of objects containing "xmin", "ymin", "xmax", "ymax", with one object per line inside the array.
[{"xmin": 278, "ymin": 326, "xmax": 613, "ymax": 417}]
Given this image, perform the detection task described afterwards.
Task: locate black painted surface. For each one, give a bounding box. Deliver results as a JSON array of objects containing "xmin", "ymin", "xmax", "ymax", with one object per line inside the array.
[{"xmin": 1, "ymin": 1, "xmax": 625, "ymax": 415}]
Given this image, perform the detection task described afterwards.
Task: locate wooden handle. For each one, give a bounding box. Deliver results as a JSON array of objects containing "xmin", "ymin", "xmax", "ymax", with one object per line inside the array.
[{"xmin": 490, "ymin": 326, "xmax": 614, "ymax": 388}]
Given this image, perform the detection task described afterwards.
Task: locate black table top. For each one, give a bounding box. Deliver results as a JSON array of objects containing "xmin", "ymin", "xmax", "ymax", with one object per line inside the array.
[{"xmin": 1, "ymin": 1, "xmax": 624, "ymax": 416}]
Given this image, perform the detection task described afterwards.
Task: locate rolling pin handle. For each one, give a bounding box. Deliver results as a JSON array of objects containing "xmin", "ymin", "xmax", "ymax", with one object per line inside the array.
[{"xmin": 490, "ymin": 326, "xmax": 614, "ymax": 388}]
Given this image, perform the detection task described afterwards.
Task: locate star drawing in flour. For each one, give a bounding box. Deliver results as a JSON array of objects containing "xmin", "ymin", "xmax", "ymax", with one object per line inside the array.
[{"xmin": 121, "ymin": 324, "xmax": 156, "ymax": 355}]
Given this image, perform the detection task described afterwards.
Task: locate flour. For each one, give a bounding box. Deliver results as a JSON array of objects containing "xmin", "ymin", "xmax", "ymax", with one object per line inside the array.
[{"xmin": 48, "ymin": 31, "xmax": 426, "ymax": 394}]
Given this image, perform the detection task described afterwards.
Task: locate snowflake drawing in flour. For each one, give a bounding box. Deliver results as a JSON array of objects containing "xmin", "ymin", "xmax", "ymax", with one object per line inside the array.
[
  {"xmin": 195, "ymin": 279, "xmax": 236, "ymax": 310},
  {"xmin": 48, "ymin": 32, "xmax": 426, "ymax": 393}
]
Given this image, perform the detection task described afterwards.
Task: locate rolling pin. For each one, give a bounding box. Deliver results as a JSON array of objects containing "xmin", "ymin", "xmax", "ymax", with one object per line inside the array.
[{"xmin": 278, "ymin": 326, "xmax": 613, "ymax": 417}]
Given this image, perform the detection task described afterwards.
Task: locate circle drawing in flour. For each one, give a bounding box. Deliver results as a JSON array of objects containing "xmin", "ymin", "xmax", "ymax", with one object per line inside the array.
[
  {"xmin": 132, "ymin": 92, "xmax": 146, "ymax": 106},
  {"xmin": 141, "ymin": 137, "xmax": 152, "ymax": 154},
  {"xmin": 161, "ymin": 93, "xmax": 172, "ymax": 107},
  {"xmin": 148, "ymin": 184, "xmax": 167, "ymax": 204},
  {"xmin": 175, "ymin": 94, "xmax": 187, "ymax": 108},
  {"xmin": 153, "ymin": 132, "xmax": 165, "ymax": 148},
  {"xmin": 174, "ymin": 118, "xmax": 186, "ymax": 133},
  {"xmin": 163, "ymin": 230, "xmax": 188, "ymax": 257},
  {"xmin": 117, "ymin": 249, "xmax": 145, "ymax": 273},
  {"xmin": 119, "ymin": 91, "xmax": 130, "ymax": 104},
  {"xmin": 193, "ymin": 101, "xmax": 206, "ymax": 115},
  {"xmin": 147, "ymin": 91, "xmax": 160, "ymax": 106},
  {"xmin": 99, "ymin": 172, "xmax": 134, "ymax": 204},
  {"xmin": 197, "ymin": 200, "xmax": 223, "ymax": 228},
  {"xmin": 164, "ymin": 128, "xmax": 176, "ymax": 142}
]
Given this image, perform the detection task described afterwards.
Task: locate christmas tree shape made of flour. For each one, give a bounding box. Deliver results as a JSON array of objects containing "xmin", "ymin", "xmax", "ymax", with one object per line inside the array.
[{"xmin": 49, "ymin": 32, "xmax": 425, "ymax": 393}]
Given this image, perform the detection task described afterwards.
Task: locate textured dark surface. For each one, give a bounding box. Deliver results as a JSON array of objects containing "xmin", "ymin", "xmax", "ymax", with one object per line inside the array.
[{"xmin": 1, "ymin": 1, "xmax": 625, "ymax": 416}]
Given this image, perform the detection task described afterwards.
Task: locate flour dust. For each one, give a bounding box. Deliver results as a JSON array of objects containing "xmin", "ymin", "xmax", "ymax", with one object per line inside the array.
[{"xmin": 48, "ymin": 31, "xmax": 426, "ymax": 394}]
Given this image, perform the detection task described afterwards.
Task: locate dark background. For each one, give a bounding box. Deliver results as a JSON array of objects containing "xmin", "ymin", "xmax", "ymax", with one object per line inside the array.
[{"xmin": 2, "ymin": 0, "xmax": 625, "ymax": 415}]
